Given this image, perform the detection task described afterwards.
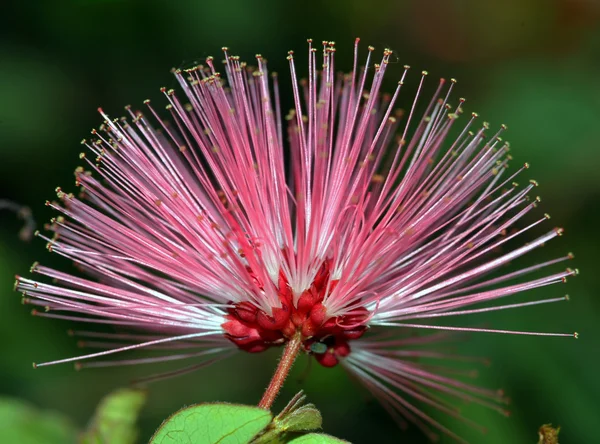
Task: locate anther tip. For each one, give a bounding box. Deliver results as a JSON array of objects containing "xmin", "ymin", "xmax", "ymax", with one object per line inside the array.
[
  {"xmin": 574, "ymin": 332, "xmax": 579, "ymax": 339},
  {"xmin": 32, "ymin": 362, "xmax": 38, "ymax": 369}
]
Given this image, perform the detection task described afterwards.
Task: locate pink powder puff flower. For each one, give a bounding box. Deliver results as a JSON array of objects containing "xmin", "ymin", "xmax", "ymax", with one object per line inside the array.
[{"xmin": 15, "ymin": 39, "xmax": 577, "ymax": 441}]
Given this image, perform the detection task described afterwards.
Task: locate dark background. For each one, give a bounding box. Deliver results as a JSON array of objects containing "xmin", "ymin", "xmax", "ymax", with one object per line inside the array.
[{"xmin": 1, "ymin": 0, "xmax": 599, "ymax": 442}]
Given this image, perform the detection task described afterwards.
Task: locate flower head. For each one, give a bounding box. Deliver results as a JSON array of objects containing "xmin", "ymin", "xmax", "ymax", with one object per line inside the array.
[{"xmin": 16, "ymin": 39, "xmax": 576, "ymax": 440}]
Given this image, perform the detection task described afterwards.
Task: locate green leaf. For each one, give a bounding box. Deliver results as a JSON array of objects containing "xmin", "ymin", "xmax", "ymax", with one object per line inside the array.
[
  {"xmin": 287, "ymin": 433, "xmax": 349, "ymax": 443},
  {"xmin": 150, "ymin": 403, "xmax": 272, "ymax": 444},
  {"xmin": 0, "ymin": 397, "xmax": 78, "ymax": 444},
  {"xmin": 277, "ymin": 404, "xmax": 322, "ymax": 433},
  {"xmin": 252, "ymin": 391, "xmax": 323, "ymax": 443},
  {"xmin": 79, "ymin": 388, "xmax": 147, "ymax": 444}
]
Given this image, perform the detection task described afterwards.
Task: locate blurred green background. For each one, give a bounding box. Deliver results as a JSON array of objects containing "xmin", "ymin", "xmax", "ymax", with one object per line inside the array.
[{"xmin": 1, "ymin": 0, "xmax": 599, "ymax": 442}]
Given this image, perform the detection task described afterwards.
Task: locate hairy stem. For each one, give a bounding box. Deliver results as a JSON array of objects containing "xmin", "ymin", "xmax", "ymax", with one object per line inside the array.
[{"xmin": 258, "ymin": 333, "xmax": 303, "ymax": 410}]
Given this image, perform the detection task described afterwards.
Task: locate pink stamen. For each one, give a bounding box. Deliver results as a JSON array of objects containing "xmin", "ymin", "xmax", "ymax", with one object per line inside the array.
[{"xmin": 17, "ymin": 40, "xmax": 576, "ymax": 442}]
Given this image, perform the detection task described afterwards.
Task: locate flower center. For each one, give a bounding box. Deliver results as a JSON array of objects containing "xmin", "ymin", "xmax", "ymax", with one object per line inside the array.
[{"xmin": 222, "ymin": 261, "xmax": 369, "ymax": 367}]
